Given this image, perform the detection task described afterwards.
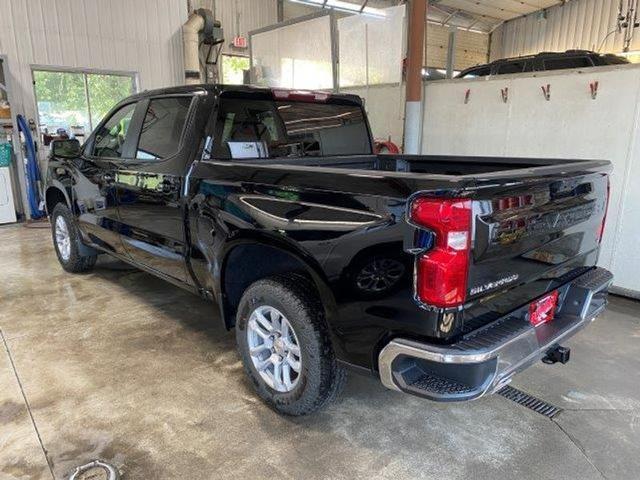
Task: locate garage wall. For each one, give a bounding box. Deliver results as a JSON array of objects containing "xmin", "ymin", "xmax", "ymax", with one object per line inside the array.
[
  {"xmin": 340, "ymin": 84, "xmax": 405, "ymax": 145},
  {"xmin": 0, "ymin": 0, "xmax": 188, "ymax": 123},
  {"xmin": 282, "ymin": 2, "xmax": 318, "ymax": 20},
  {"xmin": 491, "ymin": 0, "xmax": 633, "ymax": 60},
  {"xmin": 427, "ymin": 24, "xmax": 489, "ymax": 71},
  {"xmin": 421, "ymin": 64, "xmax": 640, "ymax": 296},
  {"xmin": 189, "ymin": 0, "xmax": 278, "ymax": 54}
]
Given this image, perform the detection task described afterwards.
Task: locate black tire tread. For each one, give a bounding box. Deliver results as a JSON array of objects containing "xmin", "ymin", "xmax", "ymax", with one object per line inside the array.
[
  {"xmin": 236, "ymin": 273, "xmax": 345, "ymax": 416},
  {"xmin": 274, "ymin": 274, "xmax": 347, "ymax": 412},
  {"xmin": 51, "ymin": 203, "xmax": 97, "ymax": 273}
]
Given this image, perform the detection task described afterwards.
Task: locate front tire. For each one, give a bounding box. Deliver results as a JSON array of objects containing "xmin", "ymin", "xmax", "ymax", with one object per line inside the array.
[
  {"xmin": 235, "ymin": 275, "xmax": 345, "ymax": 416},
  {"xmin": 51, "ymin": 203, "xmax": 97, "ymax": 273}
]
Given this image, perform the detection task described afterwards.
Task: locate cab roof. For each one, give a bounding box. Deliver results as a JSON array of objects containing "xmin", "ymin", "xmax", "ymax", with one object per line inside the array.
[{"xmin": 129, "ymin": 84, "xmax": 364, "ymax": 106}]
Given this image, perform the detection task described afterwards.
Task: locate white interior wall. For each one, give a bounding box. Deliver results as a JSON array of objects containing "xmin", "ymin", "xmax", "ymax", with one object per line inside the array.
[
  {"xmin": 0, "ymin": 0, "xmax": 189, "ymax": 125},
  {"xmin": 340, "ymin": 84, "xmax": 405, "ymax": 144},
  {"xmin": 338, "ymin": 5, "xmax": 406, "ymax": 87},
  {"xmin": 422, "ymin": 64, "xmax": 640, "ymax": 296},
  {"xmin": 490, "ymin": 0, "xmax": 633, "ymax": 60},
  {"xmin": 251, "ymin": 14, "xmax": 334, "ymax": 89},
  {"xmin": 190, "ymin": 0, "xmax": 277, "ymax": 55},
  {"xmin": 282, "ymin": 2, "xmax": 318, "ymax": 20}
]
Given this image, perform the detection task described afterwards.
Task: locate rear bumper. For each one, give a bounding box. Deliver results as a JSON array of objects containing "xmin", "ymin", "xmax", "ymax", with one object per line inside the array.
[{"xmin": 378, "ymin": 267, "xmax": 613, "ymax": 401}]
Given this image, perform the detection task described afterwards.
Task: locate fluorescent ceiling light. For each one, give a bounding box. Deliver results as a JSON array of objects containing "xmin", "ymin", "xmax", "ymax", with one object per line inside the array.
[{"xmin": 288, "ymin": 0, "xmax": 387, "ymax": 17}]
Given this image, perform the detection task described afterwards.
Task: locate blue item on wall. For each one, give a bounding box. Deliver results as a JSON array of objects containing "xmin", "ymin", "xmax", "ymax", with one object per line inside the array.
[{"xmin": 16, "ymin": 114, "xmax": 46, "ymax": 219}]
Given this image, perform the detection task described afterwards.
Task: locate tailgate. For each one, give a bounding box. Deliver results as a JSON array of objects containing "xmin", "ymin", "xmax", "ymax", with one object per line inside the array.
[{"xmin": 467, "ymin": 171, "xmax": 609, "ymax": 303}]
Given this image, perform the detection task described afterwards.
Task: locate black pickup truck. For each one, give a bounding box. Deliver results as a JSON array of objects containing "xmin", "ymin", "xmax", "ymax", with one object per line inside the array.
[{"xmin": 45, "ymin": 84, "xmax": 612, "ymax": 416}]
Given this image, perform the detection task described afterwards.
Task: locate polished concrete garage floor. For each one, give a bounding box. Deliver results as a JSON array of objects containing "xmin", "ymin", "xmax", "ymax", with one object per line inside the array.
[{"xmin": 1, "ymin": 223, "xmax": 639, "ymax": 480}]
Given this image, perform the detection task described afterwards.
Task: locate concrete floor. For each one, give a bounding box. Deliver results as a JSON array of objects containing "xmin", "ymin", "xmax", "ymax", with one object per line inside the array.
[{"xmin": 1, "ymin": 223, "xmax": 639, "ymax": 480}]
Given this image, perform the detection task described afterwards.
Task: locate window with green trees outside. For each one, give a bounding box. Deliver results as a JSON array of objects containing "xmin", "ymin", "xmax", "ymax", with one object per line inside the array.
[
  {"xmin": 222, "ymin": 55, "xmax": 250, "ymax": 85},
  {"xmin": 33, "ymin": 69, "xmax": 136, "ymax": 141}
]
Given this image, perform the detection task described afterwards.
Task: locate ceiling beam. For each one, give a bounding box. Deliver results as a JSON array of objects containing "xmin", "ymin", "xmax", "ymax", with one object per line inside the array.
[{"xmin": 441, "ymin": 9, "xmax": 461, "ymax": 26}]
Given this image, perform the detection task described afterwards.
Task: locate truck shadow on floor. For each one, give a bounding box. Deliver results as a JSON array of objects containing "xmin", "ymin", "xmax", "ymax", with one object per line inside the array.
[{"xmin": 89, "ymin": 257, "xmax": 390, "ymax": 412}]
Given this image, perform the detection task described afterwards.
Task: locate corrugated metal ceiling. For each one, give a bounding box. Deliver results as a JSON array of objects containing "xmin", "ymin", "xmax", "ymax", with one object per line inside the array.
[
  {"xmin": 286, "ymin": 0, "xmax": 563, "ymax": 33},
  {"xmin": 428, "ymin": 0, "xmax": 563, "ymax": 32}
]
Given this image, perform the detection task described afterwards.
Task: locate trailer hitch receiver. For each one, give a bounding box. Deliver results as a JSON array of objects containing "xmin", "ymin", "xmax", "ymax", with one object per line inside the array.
[{"xmin": 542, "ymin": 345, "xmax": 571, "ymax": 365}]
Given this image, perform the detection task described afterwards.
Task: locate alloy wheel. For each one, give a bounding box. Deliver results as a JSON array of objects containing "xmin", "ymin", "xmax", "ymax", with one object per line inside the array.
[
  {"xmin": 246, "ymin": 305, "xmax": 302, "ymax": 393},
  {"xmin": 55, "ymin": 215, "xmax": 71, "ymax": 261}
]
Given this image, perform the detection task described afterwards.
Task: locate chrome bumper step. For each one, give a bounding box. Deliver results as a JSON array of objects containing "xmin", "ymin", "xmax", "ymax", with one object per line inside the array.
[
  {"xmin": 378, "ymin": 267, "xmax": 613, "ymax": 402},
  {"xmin": 409, "ymin": 372, "xmax": 477, "ymax": 396}
]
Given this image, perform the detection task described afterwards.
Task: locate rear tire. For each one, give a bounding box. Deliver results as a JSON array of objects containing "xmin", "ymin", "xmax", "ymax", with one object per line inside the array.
[
  {"xmin": 51, "ymin": 203, "xmax": 97, "ymax": 273},
  {"xmin": 235, "ymin": 275, "xmax": 345, "ymax": 416}
]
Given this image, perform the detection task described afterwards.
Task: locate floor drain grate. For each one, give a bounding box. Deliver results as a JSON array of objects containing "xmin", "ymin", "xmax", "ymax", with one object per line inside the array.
[{"xmin": 498, "ymin": 385, "xmax": 563, "ymax": 419}]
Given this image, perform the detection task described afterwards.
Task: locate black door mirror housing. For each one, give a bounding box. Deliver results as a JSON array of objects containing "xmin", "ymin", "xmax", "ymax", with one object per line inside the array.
[{"xmin": 51, "ymin": 138, "xmax": 81, "ymax": 158}]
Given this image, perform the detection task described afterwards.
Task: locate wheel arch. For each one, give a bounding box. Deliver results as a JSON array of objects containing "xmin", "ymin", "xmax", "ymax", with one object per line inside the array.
[
  {"xmin": 216, "ymin": 233, "xmax": 337, "ymax": 331},
  {"xmin": 45, "ymin": 182, "xmax": 72, "ymax": 215}
]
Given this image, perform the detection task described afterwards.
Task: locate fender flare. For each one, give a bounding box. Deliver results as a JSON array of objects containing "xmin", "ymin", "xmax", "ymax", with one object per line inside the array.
[
  {"xmin": 44, "ymin": 180, "xmax": 72, "ymax": 213},
  {"xmin": 213, "ymin": 231, "xmax": 339, "ymax": 330}
]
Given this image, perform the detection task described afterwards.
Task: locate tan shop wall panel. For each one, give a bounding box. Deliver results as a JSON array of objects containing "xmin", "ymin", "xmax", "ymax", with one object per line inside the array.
[
  {"xmin": 491, "ymin": 0, "xmax": 634, "ymax": 59},
  {"xmin": 427, "ymin": 24, "xmax": 489, "ymax": 71}
]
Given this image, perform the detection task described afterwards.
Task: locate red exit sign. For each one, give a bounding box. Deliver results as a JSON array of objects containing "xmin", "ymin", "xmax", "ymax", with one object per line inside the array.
[{"xmin": 232, "ymin": 36, "xmax": 247, "ymax": 49}]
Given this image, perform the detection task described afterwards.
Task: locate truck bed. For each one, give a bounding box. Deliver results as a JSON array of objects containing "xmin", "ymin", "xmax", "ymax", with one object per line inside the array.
[{"xmin": 243, "ymin": 154, "xmax": 596, "ymax": 177}]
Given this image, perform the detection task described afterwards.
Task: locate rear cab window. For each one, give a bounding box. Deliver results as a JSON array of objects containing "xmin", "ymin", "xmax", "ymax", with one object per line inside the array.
[
  {"xmin": 212, "ymin": 95, "xmax": 372, "ymax": 160},
  {"xmin": 496, "ymin": 61, "xmax": 526, "ymax": 75}
]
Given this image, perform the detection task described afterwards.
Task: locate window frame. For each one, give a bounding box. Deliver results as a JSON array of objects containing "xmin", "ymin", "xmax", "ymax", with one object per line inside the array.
[
  {"xmin": 128, "ymin": 94, "xmax": 196, "ymax": 163},
  {"xmin": 208, "ymin": 93, "xmax": 374, "ymax": 162},
  {"xmin": 85, "ymin": 100, "xmax": 140, "ymax": 161},
  {"xmin": 84, "ymin": 93, "xmax": 196, "ymax": 164}
]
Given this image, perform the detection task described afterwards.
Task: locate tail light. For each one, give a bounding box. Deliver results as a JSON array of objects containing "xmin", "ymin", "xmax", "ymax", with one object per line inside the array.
[
  {"xmin": 410, "ymin": 197, "xmax": 472, "ymax": 308},
  {"xmin": 597, "ymin": 177, "xmax": 610, "ymax": 243}
]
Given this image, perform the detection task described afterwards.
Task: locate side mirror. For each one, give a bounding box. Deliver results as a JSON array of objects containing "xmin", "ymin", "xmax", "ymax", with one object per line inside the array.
[{"xmin": 51, "ymin": 138, "xmax": 81, "ymax": 159}]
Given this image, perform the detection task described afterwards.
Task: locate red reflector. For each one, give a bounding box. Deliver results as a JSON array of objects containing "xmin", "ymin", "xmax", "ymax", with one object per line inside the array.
[
  {"xmin": 529, "ymin": 290, "xmax": 559, "ymax": 327},
  {"xmin": 597, "ymin": 177, "xmax": 610, "ymax": 243},
  {"xmin": 411, "ymin": 197, "xmax": 472, "ymax": 308}
]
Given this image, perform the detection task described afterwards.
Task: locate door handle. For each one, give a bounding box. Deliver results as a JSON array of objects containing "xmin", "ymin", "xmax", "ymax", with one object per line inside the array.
[{"xmin": 156, "ymin": 178, "xmax": 177, "ymax": 193}]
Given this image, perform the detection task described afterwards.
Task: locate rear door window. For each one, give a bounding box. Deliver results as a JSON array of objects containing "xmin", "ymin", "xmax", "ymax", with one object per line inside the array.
[
  {"xmin": 496, "ymin": 61, "xmax": 526, "ymax": 74},
  {"xmin": 135, "ymin": 97, "xmax": 193, "ymax": 160},
  {"xmin": 213, "ymin": 98, "xmax": 371, "ymax": 159}
]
